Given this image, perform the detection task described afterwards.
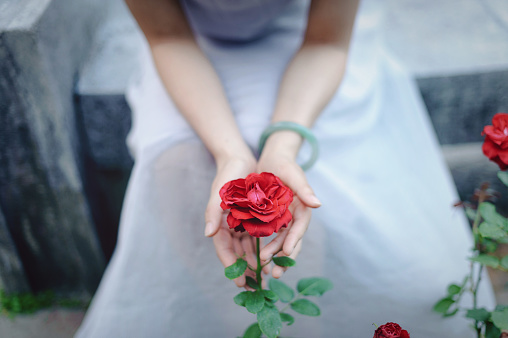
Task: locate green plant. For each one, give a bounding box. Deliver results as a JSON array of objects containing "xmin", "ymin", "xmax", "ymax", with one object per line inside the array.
[{"xmin": 0, "ymin": 289, "xmax": 89, "ymax": 318}]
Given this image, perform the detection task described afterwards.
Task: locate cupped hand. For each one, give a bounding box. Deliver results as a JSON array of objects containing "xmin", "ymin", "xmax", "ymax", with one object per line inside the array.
[
  {"xmin": 205, "ymin": 156, "xmax": 270, "ymax": 288},
  {"xmin": 256, "ymin": 136, "xmax": 321, "ymax": 278}
]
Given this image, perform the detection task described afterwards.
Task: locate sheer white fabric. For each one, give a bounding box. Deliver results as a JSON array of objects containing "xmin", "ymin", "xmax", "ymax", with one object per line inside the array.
[{"xmin": 76, "ymin": 1, "xmax": 495, "ymax": 337}]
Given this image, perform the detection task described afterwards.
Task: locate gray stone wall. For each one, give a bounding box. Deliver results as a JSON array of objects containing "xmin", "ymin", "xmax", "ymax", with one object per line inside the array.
[{"xmin": 0, "ymin": 0, "xmax": 106, "ymax": 295}]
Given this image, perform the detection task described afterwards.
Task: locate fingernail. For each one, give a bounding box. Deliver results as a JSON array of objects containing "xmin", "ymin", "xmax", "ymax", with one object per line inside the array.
[
  {"xmin": 204, "ymin": 222, "xmax": 213, "ymax": 237},
  {"xmin": 309, "ymin": 195, "xmax": 322, "ymax": 206}
]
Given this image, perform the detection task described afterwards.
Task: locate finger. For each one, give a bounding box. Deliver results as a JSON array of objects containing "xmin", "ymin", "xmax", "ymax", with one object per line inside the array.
[
  {"xmin": 259, "ymin": 228, "xmax": 290, "ymax": 261},
  {"xmin": 273, "ymin": 239, "xmax": 302, "ymax": 279},
  {"xmin": 258, "ymin": 238, "xmax": 272, "ymax": 275},
  {"xmin": 213, "ymin": 228, "xmax": 245, "ymax": 287},
  {"xmin": 283, "ymin": 203, "xmax": 311, "ymax": 256},
  {"xmin": 205, "ymin": 192, "xmax": 224, "ymax": 237},
  {"xmin": 280, "ymin": 165, "xmax": 321, "ymax": 208},
  {"xmin": 262, "ymin": 260, "xmax": 272, "ymax": 275},
  {"xmin": 233, "ymin": 235, "xmax": 244, "ymax": 258}
]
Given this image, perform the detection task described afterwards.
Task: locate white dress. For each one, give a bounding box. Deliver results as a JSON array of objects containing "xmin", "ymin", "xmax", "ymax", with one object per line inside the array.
[{"xmin": 76, "ymin": 0, "xmax": 496, "ymax": 337}]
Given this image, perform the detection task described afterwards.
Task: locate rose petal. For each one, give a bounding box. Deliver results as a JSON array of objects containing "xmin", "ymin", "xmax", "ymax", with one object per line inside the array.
[
  {"xmin": 483, "ymin": 137, "xmax": 500, "ymax": 159},
  {"xmin": 242, "ymin": 219, "xmax": 276, "ymax": 237},
  {"xmin": 246, "ymin": 183, "xmax": 268, "ymax": 205},
  {"xmin": 249, "ymin": 209, "xmax": 278, "ymax": 222},
  {"xmin": 277, "ymin": 189, "xmax": 293, "ymax": 206},
  {"xmin": 226, "ymin": 212, "xmax": 242, "ymax": 230},
  {"xmin": 231, "ymin": 208, "xmax": 254, "ymax": 220},
  {"xmin": 275, "ymin": 209, "xmax": 292, "ymax": 232},
  {"xmin": 492, "ymin": 113, "xmax": 508, "ymax": 130}
]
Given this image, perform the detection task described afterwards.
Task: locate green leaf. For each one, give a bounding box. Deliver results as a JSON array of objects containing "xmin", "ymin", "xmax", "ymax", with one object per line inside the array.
[
  {"xmin": 483, "ymin": 239, "xmax": 499, "ymax": 253},
  {"xmin": 465, "ymin": 207, "xmax": 477, "ymax": 221},
  {"xmin": 269, "ymin": 279, "xmax": 294, "ymax": 303},
  {"xmin": 491, "ymin": 308, "xmax": 508, "ymax": 330},
  {"xmin": 272, "ymin": 257, "xmax": 296, "ymax": 267},
  {"xmin": 246, "ymin": 291, "xmax": 265, "ymax": 314},
  {"xmin": 290, "ymin": 299, "xmax": 321, "ymax": 316},
  {"xmin": 433, "ymin": 297, "xmax": 455, "ymax": 314},
  {"xmin": 296, "ymin": 277, "xmax": 333, "ymax": 296},
  {"xmin": 498, "ymin": 171, "xmax": 508, "ymax": 187},
  {"xmin": 465, "ymin": 308, "xmax": 491, "ymax": 321},
  {"xmin": 447, "ymin": 284, "xmax": 461, "ymax": 296},
  {"xmin": 280, "ymin": 312, "xmax": 294, "ymax": 326},
  {"xmin": 443, "ymin": 308, "xmax": 459, "ymax": 317},
  {"xmin": 246, "ymin": 277, "xmax": 260, "ymax": 290},
  {"xmin": 234, "ymin": 291, "xmax": 250, "ymax": 307},
  {"xmin": 479, "ymin": 222, "xmax": 506, "ymax": 240},
  {"xmin": 262, "ymin": 290, "xmax": 279, "ymax": 303},
  {"xmin": 225, "ymin": 258, "xmax": 248, "ymax": 280},
  {"xmin": 496, "ymin": 304, "xmax": 508, "ymax": 311},
  {"xmin": 486, "ymin": 320, "xmax": 502, "ymax": 338},
  {"xmin": 257, "ymin": 303, "xmax": 282, "ymax": 338},
  {"xmin": 479, "ymin": 203, "xmax": 507, "ymax": 228},
  {"xmin": 500, "ymin": 256, "xmax": 508, "ymax": 270},
  {"xmin": 243, "ymin": 323, "xmax": 262, "ymax": 338},
  {"xmin": 470, "ymin": 254, "xmax": 500, "ymax": 268}
]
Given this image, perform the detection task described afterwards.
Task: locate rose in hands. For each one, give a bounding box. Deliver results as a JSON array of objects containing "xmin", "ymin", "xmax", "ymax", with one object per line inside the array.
[{"xmin": 219, "ymin": 172, "xmax": 293, "ymax": 237}]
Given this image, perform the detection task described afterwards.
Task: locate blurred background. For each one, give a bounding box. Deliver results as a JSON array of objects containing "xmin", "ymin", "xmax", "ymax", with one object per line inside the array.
[{"xmin": 0, "ymin": 0, "xmax": 507, "ymax": 336}]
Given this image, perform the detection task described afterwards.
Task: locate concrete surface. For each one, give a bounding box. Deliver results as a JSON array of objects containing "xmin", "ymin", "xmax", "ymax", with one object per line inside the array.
[{"xmin": 0, "ymin": 309, "xmax": 85, "ymax": 338}]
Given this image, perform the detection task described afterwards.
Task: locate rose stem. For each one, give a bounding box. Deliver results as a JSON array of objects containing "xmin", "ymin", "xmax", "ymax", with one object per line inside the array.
[
  {"xmin": 256, "ymin": 237, "xmax": 262, "ymax": 289},
  {"xmin": 470, "ymin": 189, "xmax": 486, "ymax": 337},
  {"xmin": 473, "ymin": 263, "xmax": 484, "ymax": 337}
]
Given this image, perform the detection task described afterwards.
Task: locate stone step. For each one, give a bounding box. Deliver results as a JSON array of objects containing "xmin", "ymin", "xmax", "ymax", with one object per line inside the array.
[{"xmin": 442, "ymin": 142, "xmax": 508, "ymax": 213}]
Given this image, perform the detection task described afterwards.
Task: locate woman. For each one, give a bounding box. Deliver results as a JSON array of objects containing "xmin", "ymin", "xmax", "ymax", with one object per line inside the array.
[{"xmin": 76, "ymin": 0, "xmax": 495, "ymax": 337}]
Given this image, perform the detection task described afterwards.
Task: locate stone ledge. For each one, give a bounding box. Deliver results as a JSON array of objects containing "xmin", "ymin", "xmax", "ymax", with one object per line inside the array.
[{"xmin": 442, "ymin": 142, "xmax": 508, "ymax": 213}]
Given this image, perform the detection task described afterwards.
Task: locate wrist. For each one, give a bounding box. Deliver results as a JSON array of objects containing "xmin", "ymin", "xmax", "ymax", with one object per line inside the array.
[
  {"xmin": 260, "ymin": 131, "xmax": 303, "ymax": 161},
  {"xmin": 215, "ymin": 147, "xmax": 256, "ymax": 170}
]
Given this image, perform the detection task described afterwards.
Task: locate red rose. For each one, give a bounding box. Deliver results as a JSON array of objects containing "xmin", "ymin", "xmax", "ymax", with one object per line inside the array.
[
  {"xmin": 482, "ymin": 113, "xmax": 508, "ymax": 170},
  {"xmin": 374, "ymin": 322, "xmax": 410, "ymax": 338},
  {"xmin": 219, "ymin": 172, "xmax": 293, "ymax": 237}
]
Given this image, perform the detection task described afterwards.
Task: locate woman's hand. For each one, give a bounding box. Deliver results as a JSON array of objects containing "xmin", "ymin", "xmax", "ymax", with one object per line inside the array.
[
  {"xmin": 205, "ymin": 155, "xmax": 270, "ymax": 288},
  {"xmin": 256, "ymin": 131, "xmax": 321, "ymax": 279}
]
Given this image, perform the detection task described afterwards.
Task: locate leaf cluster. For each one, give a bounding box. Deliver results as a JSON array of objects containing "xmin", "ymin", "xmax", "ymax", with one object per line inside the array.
[
  {"xmin": 434, "ymin": 172, "xmax": 508, "ymax": 336},
  {"xmin": 239, "ymin": 277, "xmax": 333, "ymax": 338},
  {"xmin": 224, "ymin": 255, "xmax": 333, "ymax": 338}
]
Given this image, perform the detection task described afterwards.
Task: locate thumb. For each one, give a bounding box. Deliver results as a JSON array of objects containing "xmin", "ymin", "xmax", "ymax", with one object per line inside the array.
[{"xmin": 205, "ymin": 192, "xmax": 223, "ymax": 237}]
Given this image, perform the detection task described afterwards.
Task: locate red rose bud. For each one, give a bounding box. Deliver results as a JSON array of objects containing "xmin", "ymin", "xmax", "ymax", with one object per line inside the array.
[
  {"xmin": 482, "ymin": 113, "xmax": 508, "ymax": 170},
  {"xmin": 374, "ymin": 322, "xmax": 410, "ymax": 338},
  {"xmin": 219, "ymin": 172, "xmax": 293, "ymax": 237}
]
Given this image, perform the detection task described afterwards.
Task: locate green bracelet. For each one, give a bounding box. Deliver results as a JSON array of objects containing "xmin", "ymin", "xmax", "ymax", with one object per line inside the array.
[{"xmin": 258, "ymin": 121, "xmax": 319, "ymax": 171}]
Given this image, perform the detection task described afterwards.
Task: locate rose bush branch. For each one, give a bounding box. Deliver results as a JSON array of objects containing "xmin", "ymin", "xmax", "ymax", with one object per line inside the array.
[{"xmin": 434, "ymin": 113, "xmax": 508, "ymax": 338}]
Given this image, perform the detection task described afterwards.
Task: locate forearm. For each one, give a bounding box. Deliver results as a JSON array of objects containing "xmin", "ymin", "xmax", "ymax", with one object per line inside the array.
[
  {"xmin": 265, "ymin": 44, "xmax": 349, "ymax": 159},
  {"xmin": 151, "ymin": 39, "xmax": 253, "ymax": 165},
  {"xmin": 126, "ymin": 0, "xmax": 252, "ymax": 166},
  {"xmin": 263, "ymin": 0, "xmax": 359, "ymax": 160}
]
